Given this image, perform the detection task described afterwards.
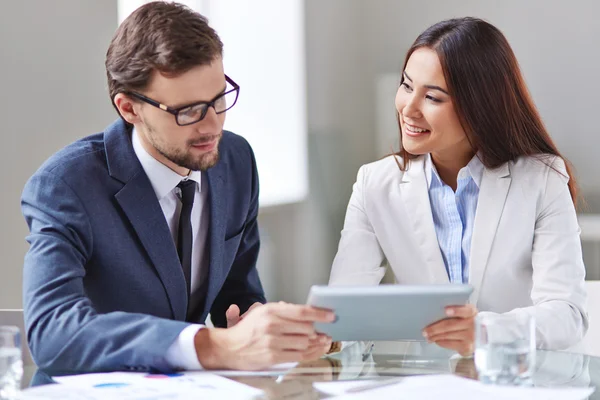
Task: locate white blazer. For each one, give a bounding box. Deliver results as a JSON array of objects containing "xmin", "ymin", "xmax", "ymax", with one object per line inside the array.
[{"xmin": 329, "ymin": 154, "xmax": 588, "ymax": 350}]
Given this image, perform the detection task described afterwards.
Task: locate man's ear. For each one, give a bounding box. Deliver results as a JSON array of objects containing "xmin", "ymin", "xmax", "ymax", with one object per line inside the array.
[{"xmin": 114, "ymin": 93, "xmax": 141, "ymax": 125}]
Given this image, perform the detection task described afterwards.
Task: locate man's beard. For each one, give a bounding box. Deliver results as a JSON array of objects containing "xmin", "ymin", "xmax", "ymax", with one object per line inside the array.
[
  {"xmin": 145, "ymin": 122, "xmax": 221, "ymax": 171},
  {"xmin": 156, "ymin": 135, "xmax": 221, "ymax": 171}
]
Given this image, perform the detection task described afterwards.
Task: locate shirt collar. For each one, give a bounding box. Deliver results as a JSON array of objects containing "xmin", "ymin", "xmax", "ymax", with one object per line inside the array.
[
  {"xmin": 425, "ymin": 153, "xmax": 484, "ymax": 189},
  {"xmin": 132, "ymin": 127, "xmax": 201, "ymax": 200}
]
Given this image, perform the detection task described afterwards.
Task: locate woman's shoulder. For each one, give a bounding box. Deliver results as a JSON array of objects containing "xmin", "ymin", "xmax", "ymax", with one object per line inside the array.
[
  {"xmin": 356, "ymin": 154, "xmax": 413, "ymax": 185},
  {"xmin": 509, "ymin": 154, "xmax": 568, "ymax": 181},
  {"xmin": 358, "ymin": 154, "xmax": 424, "ymax": 176},
  {"xmin": 360, "ymin": 154, "xmax": 402, "ymax": 173}
]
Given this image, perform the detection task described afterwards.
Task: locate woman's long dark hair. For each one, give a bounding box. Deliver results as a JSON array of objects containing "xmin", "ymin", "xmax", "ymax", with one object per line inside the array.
[{"xmin": 396, "ymin": 17, "xmax": 579, "ymax": 204}]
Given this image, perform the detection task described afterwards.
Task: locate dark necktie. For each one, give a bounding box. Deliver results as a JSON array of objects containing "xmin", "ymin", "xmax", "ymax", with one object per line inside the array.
[{"xmin": 177, "ymin": 179, "xmax": 196, "ymax": 298}]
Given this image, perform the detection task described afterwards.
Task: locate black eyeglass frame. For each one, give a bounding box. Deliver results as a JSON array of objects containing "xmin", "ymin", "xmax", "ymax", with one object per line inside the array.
[{"xmin": 126, "ymin": 75, "xmax": 240, "ymax": 126}]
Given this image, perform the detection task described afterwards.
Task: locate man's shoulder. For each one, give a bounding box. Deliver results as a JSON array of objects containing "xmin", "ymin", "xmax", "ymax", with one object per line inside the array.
[
  {"xmin": 218, "ymin": 130, "xmax": 255, "ymax": 167},
  {"xmin": 35, "ymin": 132, "xmax": 107, "ymax": 180}
]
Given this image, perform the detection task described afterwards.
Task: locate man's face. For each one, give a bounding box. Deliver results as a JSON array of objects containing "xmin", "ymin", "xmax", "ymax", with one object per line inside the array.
[{"xmin": 133, "ymin": 60, "xmax": 227, "ymax": 174}]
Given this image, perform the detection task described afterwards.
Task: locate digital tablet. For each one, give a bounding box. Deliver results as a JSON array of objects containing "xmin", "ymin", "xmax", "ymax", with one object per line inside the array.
[{"xmin": 306, "ymin": 284, "xmax": 474, "ymax": 341}]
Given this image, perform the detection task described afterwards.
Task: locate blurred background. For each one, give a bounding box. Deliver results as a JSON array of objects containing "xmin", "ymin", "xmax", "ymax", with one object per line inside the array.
[{"xmin": 1, "ymin": 0, "xmax": 600, "ymax": 309}]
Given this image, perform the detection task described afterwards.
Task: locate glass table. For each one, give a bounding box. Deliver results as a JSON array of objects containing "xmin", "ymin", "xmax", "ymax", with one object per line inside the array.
[{"xmin": 22, "ymin": 341, "xmax": 600, "ymax": 399}]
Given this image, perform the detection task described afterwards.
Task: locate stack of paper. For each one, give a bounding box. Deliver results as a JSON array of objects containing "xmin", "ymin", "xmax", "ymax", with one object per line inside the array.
[
  {"xmin": 314, "ymin": 375, "xmax": 594, "ymax": 400},
  {"xmin": 22, "ymin": 371, "xmax": 263, "ymax": 400}
]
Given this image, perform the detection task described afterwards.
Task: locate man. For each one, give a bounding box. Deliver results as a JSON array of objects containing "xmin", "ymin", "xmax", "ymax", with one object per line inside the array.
[{"xmin": 21, "ymin": 1, "xmax": 333, "ymax": 373}]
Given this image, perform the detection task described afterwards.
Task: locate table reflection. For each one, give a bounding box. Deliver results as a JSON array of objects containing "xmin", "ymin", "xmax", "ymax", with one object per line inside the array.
[{"xmin": 24, "ymin": 341, "xmax": 600, "ymax": 400}]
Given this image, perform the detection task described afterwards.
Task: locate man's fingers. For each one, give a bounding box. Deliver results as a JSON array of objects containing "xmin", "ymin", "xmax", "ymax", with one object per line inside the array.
[
  {"xmin": 267, "ymin": 317, "xmax": 317, "ymax": 337},
  {"xmin": 445, "ymin": 304, "xmax": 478, "ymax": 318},
  {"xmin": 310, "ymin": 333, "xmax": 331, "ymax": 343},
  {"xmin": 300, "ymin": 342, "xmax": 331, "ymax": 361},
  {"xmin": 274, "ymin": 333, "xmax": 330, "ymax": 351},
  {"xmin": 300, "ymin": 334, "xmax": 332, "ymax": 360},
  {"xmin": 258, "ymin": 344, "xmax": 331, "ymax": 366},
  {"xmin": 226, "ymin": 304, "xmax": 241, "ymax": 327},
  {"xmin": 267, "ymin": 303, "xmax": 335, "ymax": 323},
  {"xmin": 273, "ymin": 334, "xmax": 312, "ymax": 351},
  {"xmin": 227, "ymin": 304, "xmax": 240, "ymax": 317},
  {"xmin": 308, "ymin": 334, "xmax": 332, "ymax": 350}
]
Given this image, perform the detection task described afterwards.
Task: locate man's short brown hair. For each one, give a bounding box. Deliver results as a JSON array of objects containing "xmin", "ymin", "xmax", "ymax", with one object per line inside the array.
[{"xmin": 105, "ymin": 1, "xmax": 223, "ymax": 106}]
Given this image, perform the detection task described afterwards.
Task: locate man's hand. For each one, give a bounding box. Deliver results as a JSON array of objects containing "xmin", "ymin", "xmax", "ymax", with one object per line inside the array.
[
  {"xmin": 226, "ymin": 302, "xmax": 262, "ymax": 328},
  {"xmin": 422, "ymin": 304, "xmax": 478, "ymax": 357},
  {"xmin": 195, "ymin": 302, "xmax": 335, "ymax": 370}
]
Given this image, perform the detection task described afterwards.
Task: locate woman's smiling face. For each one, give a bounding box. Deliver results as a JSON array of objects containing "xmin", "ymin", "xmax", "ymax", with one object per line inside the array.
[{"xmin": 395, "ymin": 47, "xmax": 471, "ymax": 159}]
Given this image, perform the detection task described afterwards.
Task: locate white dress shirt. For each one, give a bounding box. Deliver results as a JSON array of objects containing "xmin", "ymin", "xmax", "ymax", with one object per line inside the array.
[{"xmin": 132, "ymin": 129, "xmax": 206, "ymax": 370}]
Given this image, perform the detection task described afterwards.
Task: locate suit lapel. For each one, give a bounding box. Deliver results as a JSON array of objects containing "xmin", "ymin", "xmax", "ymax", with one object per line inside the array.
[
  {"xmin": 469, "ymin": 163, "xmax": 511, "ymax": 304},
  {"xmin": 105, "ymin": 120, "xmax": 187, "ymax": 321},
  {"xmin": 399, "ymin": 156, "xmax": 449, "ymax": 284},
  {"xmin": 115, "ymin": 176, "xmax": 188, "ymax": 321},
  {"xmin": 204, "ymin": 161, "xmax": 228, "ymax": 313}
]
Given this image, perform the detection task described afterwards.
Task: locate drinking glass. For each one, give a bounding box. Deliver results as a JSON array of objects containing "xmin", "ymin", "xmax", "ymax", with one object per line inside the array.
[
  {"xmin": 474, "ymin": 313, "xmax": 535, "ymax": 385},
  {"xmin": 0, "ymin": 326, "xmax": 23, "ymax": 399}
]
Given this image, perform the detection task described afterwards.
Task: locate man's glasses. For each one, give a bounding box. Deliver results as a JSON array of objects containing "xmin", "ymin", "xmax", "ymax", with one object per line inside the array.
[{"xmin": 127, "ymin": 75, "xmax": 240, "ymax": 126}]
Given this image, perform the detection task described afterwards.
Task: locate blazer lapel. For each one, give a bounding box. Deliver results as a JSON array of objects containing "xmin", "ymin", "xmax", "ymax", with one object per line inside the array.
[
  {"xmin": 469, "ymin": 163, "xmax": 511, "ymax": 304},
  {"xmin": 105, "ymin": 120, "xmax": 188, "ymax": 321},
  {"xmin": 203, "ymin": 161, "xmax": 228, "ymax": 312},
  {"xmin": 399, "ymin": 156, "xmax": 449, "ymax": 284},
  {"xmin": 115, "ymin": 177, "xmax": 188, "ymax": 321}
]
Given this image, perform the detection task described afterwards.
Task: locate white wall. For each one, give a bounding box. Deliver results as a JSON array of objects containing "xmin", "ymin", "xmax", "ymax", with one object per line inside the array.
[{"xmin": 0, "ymin": 1, "xmax": 118, "ymax": 307}]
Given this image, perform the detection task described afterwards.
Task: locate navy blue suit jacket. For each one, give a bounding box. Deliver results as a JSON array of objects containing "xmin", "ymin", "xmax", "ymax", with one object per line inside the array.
[{"xmin": 21, "ymin": 119, "xmax": 266, "ymax": 372}]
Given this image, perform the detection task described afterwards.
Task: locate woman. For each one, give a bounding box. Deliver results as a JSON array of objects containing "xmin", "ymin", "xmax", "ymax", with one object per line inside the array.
[{"xmin": 329, "ymin": 17, "xmax": 587, "ymax": 356}]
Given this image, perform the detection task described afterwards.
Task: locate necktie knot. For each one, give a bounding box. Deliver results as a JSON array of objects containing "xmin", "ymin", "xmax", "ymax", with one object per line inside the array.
[{"xmin": 177, "ymin": 179, "xmax": 196, "ymax": 206}]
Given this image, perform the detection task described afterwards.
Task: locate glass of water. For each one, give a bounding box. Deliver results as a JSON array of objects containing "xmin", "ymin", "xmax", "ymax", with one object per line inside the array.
[
  {"xmin": 474, "ymin": 313, "xmax": 535, "ymax": 385},
  {"xmin": 0, "ymin": 326, "xmax": 23, "ymax": 399}
]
